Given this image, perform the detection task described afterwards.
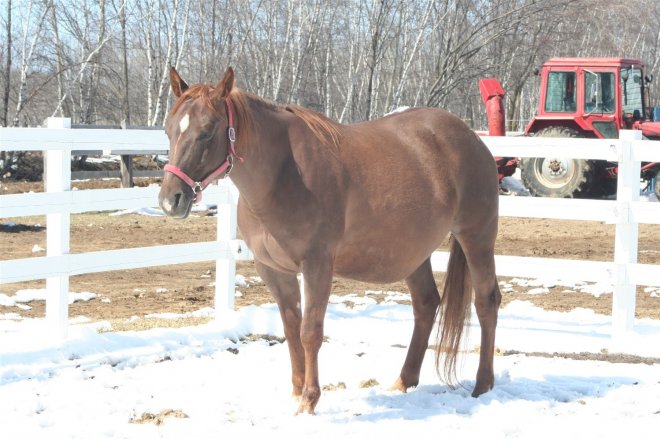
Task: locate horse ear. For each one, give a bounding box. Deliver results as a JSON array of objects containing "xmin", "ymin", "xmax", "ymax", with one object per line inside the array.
[
  {"xmin": 215, "ymin": 67, "xmax": 235, "ymax": 98},
  {"xmin": 169, "ymin": 67, "xmax": 189, "ymax": 98}
]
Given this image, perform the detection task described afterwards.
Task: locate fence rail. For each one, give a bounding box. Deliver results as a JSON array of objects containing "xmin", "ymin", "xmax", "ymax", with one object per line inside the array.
[
  {"xmin": 1, "ymin": 119, "xmax": 659, "ymax": 343},
  {"xmin": 1, "ymin": 118, "xmax": 251, "ymax": 340}
]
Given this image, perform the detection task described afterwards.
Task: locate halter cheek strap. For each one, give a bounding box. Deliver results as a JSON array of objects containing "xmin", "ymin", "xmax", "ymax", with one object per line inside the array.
[{"xmin": 164, "ymin": 99, "xmax": 243, "ymax": 203}]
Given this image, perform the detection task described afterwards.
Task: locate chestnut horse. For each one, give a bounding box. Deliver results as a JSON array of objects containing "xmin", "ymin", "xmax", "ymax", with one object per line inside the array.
[{"xmin": 159, "ymin": 67, "xmax": 501, "ymax": 414}]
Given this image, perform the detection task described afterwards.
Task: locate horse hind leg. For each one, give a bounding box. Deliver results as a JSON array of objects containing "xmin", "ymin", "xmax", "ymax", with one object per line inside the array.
[
  {"xmin": 390, "ymin": 258, "xmax": 440, "ymax": 392},
  {"xmin": 453, "ymin": 230, "xmax": 501, "ymax": 397}
]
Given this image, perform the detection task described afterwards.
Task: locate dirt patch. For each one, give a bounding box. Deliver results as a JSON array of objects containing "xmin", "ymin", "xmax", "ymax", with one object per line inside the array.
[
  {"xmin": 502, "ymin": 349, "xmax": 660, "ymax": 365},
  {"xmin": 2, "ymin": 179, "xmax": 660, "ymax": 325},
  {"xmin": 130, "ymin": 409, "xmax": 189, "ymax": 426},
  {"xmin": 322, "ymin": 382, "xmax": 347, "ymax": 391},
  {"xmin": 359, "ymin": 379, "xmax": 380, "ymax": 389}
]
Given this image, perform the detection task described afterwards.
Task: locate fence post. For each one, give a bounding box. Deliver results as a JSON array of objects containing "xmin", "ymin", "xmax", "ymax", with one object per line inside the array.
[
  {"xmin": 611, "ymin": 130, "xmax": 641, "ymax": 338},
  {"xmin": 120, "ymin": 155, "xmax": 134, "ymax": 188},
  {"xmin": 214, "ymin": 182, "xmax": 238, "ymax": 313},
  {"xmin": 45, "ymin": 117, "xmax": 72, "ymax": 340}
]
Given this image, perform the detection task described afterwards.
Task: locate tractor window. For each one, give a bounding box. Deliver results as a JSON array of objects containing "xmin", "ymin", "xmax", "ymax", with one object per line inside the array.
[
  {"xmin": 621, "ymin": 67, "xmax": 643, "ymax": 118},
  {"xmin": 584, "ymin": 71, "xmax": 615, "ymax": 114},
  {"xmin": 545, "ymin": 71, "xmax": 576, "ymax": 112}
]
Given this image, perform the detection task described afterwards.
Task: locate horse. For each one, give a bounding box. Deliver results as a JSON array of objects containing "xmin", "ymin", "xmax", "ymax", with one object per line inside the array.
[{"xmin": 159, "ymin": 67, "xmax": 501, "ymax": 415}]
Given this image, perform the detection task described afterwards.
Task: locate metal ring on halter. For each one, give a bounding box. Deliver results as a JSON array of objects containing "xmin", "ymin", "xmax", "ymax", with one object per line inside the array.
[{"xmin": 225, "ymin": 155, "xmax": 235, "ymax": 176}]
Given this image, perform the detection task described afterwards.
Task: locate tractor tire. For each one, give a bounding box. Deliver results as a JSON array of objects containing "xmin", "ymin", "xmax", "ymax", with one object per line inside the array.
[{"xmin": 520, "ymin": 126, "xmax": 596, "ymax": 198}]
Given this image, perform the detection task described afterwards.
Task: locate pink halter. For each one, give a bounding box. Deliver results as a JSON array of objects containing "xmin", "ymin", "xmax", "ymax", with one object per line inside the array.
[{"xmin": 164, "ymin": 99, "xmax": 242, "ymax": 203}]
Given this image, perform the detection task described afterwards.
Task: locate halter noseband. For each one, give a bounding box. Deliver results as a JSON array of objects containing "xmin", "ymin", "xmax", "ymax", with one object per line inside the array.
[{"xmin": 164, "ymin": 99, "xmax": 242, "ymax": 203}]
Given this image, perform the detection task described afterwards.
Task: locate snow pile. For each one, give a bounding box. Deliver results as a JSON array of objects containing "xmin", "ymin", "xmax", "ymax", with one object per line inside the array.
[{"xmin": 0, "ymin": 290, "xmax": 96, "ymax": 309}]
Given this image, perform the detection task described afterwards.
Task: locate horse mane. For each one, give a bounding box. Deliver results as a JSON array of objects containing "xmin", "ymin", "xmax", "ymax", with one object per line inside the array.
[
  {"xmin": 171, "ymin": 85, "xmax": 341, "ymax": 151},
  {"xmin": 285, "ymin": 104, "xmax": 342, "ymax": 148}
]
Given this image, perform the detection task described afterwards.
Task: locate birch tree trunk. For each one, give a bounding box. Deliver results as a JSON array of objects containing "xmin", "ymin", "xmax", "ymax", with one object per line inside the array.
[
  {"xmin": 119, "ymin": 0, "xmax": 131, "ymax": 125},
  {"xmin": 389, "ymin": 0, "xmax": 434, "ymax": 111},
  {"xmin": 150, "ymin": 0, "xmax": 191, "ymax": 126},
  {"xmin": 2, "ymin": 0, "xmax": 11, "ymax": 127},
  {"xmin": 14, "ymin": 0, "xmax": 51, "ymax": 126},
  {"xmin": 78, "ymin": 0, "xmax": 106, "ymax": 124},
  {"xmin": 364, "ymin": 0, "xmax": 395, "ymax": 120},
  {"xmin": 49, "ymin": 2, "xmax": 68, "ymax": 118}
]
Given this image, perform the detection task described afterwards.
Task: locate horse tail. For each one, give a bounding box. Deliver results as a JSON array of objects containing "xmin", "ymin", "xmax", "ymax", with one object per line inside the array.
[{"xmin": 435, "ymin": 235, "xmax": 472, "ymax": 387}]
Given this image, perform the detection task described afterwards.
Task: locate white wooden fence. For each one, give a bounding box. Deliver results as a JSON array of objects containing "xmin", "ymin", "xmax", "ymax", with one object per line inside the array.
[
  {"xmin": 1, "ymin": 119, "xmax": 659, "ymax": 342},
  {"xmin": 1, "ymin": 118, "xmax": 251, "ymax": 340},
  {"xmin": 483, "ymin": 130, "xmax": 660, "ymax": 339}
]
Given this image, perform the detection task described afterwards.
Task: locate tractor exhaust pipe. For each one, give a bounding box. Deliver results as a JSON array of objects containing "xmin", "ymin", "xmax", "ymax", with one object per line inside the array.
[
  {"xmin": 479, "ymin": 78, "xmax": 518, "ymax": 183},
  {"xmin": 479, "ymin": 78, "xmax": 506, "ymax": 136}
]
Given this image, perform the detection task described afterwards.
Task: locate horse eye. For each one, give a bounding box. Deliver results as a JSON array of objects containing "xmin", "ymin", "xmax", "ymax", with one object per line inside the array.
[{"xmin": 199, "ymin": 131, "xmax": 215, "ymax": 142}]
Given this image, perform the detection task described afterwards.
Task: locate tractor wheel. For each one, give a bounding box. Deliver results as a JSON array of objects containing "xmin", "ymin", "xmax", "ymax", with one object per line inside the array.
[{"xmin": 520, "ymin": 126, "xmax": 596, "ymax": 198}]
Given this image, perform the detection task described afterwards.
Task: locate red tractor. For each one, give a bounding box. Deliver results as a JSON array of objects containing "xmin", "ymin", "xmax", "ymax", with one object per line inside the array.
[{"xmin": 481, "ymin": 57, "xmax": 660, "ymax": 199}]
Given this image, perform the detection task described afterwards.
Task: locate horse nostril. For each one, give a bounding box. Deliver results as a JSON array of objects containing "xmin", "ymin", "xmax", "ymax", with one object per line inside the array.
[{"xmin": 174, "ymin": 192, "xmax": 182, "ymax": 209}]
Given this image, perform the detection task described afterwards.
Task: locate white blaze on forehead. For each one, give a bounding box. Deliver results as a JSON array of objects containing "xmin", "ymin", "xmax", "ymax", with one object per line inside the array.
[{"xmin": 179, "ymin": 113, "xmax": 190, "ymax": 133}]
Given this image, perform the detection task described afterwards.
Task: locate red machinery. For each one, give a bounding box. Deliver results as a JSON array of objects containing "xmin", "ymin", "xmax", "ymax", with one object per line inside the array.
[
  {"xmin": 479, "ymin": 78, "xmax": 518, "ymax": 183},
  {"xmin": 480, "ymin": 58, "xmax": 660, "ymax": 199}
]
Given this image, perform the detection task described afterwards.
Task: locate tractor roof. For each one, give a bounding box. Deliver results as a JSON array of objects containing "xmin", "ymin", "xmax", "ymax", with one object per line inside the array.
[{"xmin": 543, "ymin": 57, "xmax": 644, "ymax": 68}]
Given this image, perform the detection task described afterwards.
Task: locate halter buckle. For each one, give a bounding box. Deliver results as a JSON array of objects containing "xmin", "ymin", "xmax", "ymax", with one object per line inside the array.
[{"xmin": 225, "ymin": 155, "xmax": 235, "ymax": 176}]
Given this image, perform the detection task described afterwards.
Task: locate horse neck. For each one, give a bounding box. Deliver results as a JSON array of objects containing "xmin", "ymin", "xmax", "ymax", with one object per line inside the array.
[{"xmin": 229, "ymin": 98, "xmax": 293, "ymax": 206}]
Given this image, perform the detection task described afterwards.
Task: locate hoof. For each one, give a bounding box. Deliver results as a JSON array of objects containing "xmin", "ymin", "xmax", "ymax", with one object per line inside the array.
[
  {"xmin": 295, "ymin": 387, "xmax": 320, "ymax": 415},
  {"xmin": 471, "ymin": 382, "xmax": 493, "ymax": 398},
  {"xmin": 295, "ymin": 402, "xmax": 316, "ymax": 415},
  {"xmin": 389, "ymin": 377, "xmax": 409, "ymax": 393}
]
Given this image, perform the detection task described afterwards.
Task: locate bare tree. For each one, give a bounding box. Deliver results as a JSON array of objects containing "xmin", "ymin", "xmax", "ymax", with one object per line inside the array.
[
  {"xmin": 388, "ymin": 0, "xmax": 434, "ymax": 112},
  {"xmin": 115, "ymin": 0, "xmax": 131, "ymax": 125},
  {"xmin": 143, "ymin": 0, "xmax": 191, "ymax": 126},
  {"xmin": 0, "ymin": 0, "xmax": 12, "ymax": 177},
  {"xmin": 48, "ymin": 1, "xmax": 70, "ymax": 118},
  {"xmin": 1, "ymin": 0, "xmax": 659, "ymax": 133},
  {"xmin": 363, "ymin": 0, "xmax": 396, "ymax": 120},
  {"xmin": 14, "ymin": 0, "xmax": 51, "ymax": 126},
  {"xmin": 48, "ymin": 1, "xmax": 112, "ymax": 121},
  {"xmin": 2, "ymin": 0, "xmax": 11, "ymax": 127}
]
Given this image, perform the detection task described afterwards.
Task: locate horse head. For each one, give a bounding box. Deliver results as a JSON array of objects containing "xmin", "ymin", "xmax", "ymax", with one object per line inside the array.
[{"xmin": 159, "ymin": 67, "xmax": 238, "ymax": 218}]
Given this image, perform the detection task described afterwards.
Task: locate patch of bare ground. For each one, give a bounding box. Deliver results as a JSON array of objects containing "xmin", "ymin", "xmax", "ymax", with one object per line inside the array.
[
  {"xmin": 130, "ymin": 409, "xmax": 189, "ymax": 426},
  {"xmin": 2, "ymin": 179, "xmax": 660, "ymax": 329},
  {"xmin": 501, "ymin": 349, "xmax": 660, "ymax": 365}
]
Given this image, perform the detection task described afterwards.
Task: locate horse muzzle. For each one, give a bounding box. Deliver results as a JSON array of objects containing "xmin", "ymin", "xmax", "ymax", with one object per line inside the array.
[{"xmin": 159, "ymin": 181, "xmax": 194, "ymax": 219}]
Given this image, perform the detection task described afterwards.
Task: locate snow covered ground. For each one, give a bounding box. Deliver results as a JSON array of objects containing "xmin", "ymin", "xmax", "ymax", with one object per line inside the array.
[
  {"xmin": 1, "ymin": 291, "xmax": 659, "ymax": 438},
  {"xmin": 1, "ymin": 174, "xmax": 659, "ymax": 437}
]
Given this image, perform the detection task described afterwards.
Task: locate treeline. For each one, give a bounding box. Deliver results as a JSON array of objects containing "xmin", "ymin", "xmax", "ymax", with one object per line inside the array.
[{"xmin": 1, "ymin": 0, "xmax": 659, "ymax": 132}]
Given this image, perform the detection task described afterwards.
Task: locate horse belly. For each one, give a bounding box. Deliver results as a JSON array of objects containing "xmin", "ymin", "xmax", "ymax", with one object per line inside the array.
[{"xmin": 333, "ymin": 215, "xmax": 450, "ymax": 283}]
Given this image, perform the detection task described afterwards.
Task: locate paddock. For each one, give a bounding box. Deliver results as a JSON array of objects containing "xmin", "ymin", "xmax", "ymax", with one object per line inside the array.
[
  {"xmin": 1, "ymin": 121, "xmax": 660, "ymax": 435},
  {"xmin": 2, "ymin": 121, "xmax": 660, "ymax": 337}
]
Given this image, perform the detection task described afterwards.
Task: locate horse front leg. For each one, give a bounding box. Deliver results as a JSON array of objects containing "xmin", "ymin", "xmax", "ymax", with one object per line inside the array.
[
  {"xmin": 255, "ymin": 261, "xmax": 305, "ymax": 398},
  {"xmin": 297, "ymin": 255, "xmax": 334, "ymax": 415}
]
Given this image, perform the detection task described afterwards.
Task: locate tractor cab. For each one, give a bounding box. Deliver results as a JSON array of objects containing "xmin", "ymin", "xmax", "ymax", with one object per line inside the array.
[
  {"xmin": 480, "ymin": 57, "xmax": 660, "ymax": 198},
  {"xmin": 525, "ymin": 58, "xmax": 659, "ymax": 139}
]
